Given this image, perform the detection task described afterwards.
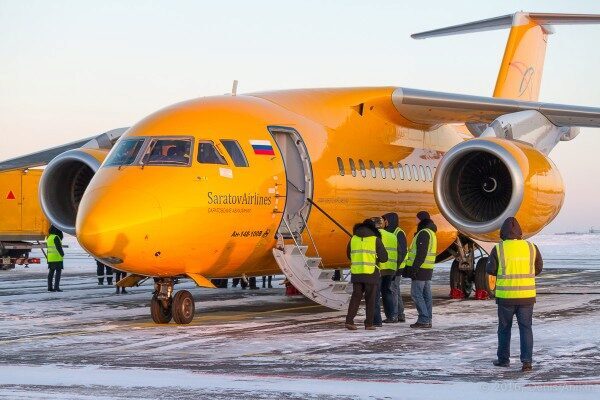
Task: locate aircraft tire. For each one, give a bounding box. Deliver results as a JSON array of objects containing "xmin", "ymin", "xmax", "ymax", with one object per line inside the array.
[
  {"xmin": 172, "ymin": 290, "xmax": 195, "ymax": 324},
  {"xmin": 475, "ymin": 257, "xmax": 495, "ymax": 299},
  {"xmin": 449, "ymin": 260, "xmax": 471, "ymax": 298},
  {"xmin": 151, "ymin": 294, "xmax": 172, "ymax": 324}
]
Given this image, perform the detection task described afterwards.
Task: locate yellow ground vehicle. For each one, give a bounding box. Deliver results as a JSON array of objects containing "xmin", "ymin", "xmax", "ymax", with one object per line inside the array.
[{"xmin": 0, "ymin": 169, "xmax": 48, "ymax": 270}]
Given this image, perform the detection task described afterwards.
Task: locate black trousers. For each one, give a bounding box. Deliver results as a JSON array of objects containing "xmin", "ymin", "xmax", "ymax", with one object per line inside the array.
[
  {"xmin": 96, "ymin": 263, "xmax": 113, "ymax": 284},
  {"xmin": 262, "ymin": 276, "xmax": 272, "ymax": 287},
  {"xmin": 115, "ymin": 270, "xmax": 126, "ymax": 282},
  {"xmin": 47, "ymin": 263, "xmax": 63, "ymax": 290},
  {"xmin": 346, "ymin": 282, "xmax": 377, "ymax": 326}
]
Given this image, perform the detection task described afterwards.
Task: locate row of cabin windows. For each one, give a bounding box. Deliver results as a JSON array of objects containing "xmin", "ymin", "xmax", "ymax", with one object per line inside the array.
[{"xmin": 336, "ymin": 157, "xmax": 434, "ymax": 182}]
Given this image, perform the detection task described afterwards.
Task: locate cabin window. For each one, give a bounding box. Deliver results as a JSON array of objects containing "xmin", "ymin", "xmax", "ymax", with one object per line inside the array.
[
  {"xmin": 220, "ymin": 139, "xmax": 249, "ymax": 167},
  {"xmin": 388, "ymin": 162, "xmax": 396, "ymax": 180},
  {"xmin": 104, "ymin": 138, "xmax": 145, "ymax": 167},
  {"xmin": 197, "ymin": 141, "xmax": 227, "ymax": 165},
  {"xmin": 369, "ymin": 160, "xmax": 376, "ymax": 178},
  {"xmin": 419, "ymin": 165, "xmax": 426, "ymax": 181},
  {"xmin": 337, "ymin": 157, "xmax": 345, "ymax": 176},
  {"xmin": 405, "ymin": 164, "xmax": 412, "ymax": 181},
  {"xmin": 426, "ymin": 166, "xmax": 433, "ymax": 182},
  {"xmin": 379, "ymin": 161, "xmax": 386, "ymax": 179},
  {"xmin": 413, "ymin": 165, "xmax": 419, "ymax": 181},
  {"xmin": 349, "ymin": 158, "xmax": 357, "ymax": 177},
  {"xmin": 359, "ymin": 159, "xmax": 367, "ymax": 178},
  {"xmin": 142, "ymin": 138, "xmax": 192, "ymax": 166},
  {"xmin": 397, "ymin": 162, "xmax": 404, "ymax": 180}
]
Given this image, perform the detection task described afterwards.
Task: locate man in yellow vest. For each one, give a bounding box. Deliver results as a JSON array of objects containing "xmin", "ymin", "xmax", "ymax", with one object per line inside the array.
[
  {"xmin": 487, "ymin": 217, "xmax": 543, "ymax": 372},
  {"xmin": 45, "ymin": 225, "xmax": 65, "ymax": 292},
  {"xmin": 404, "ymin": 211, "xmax": 437, "ymax": 329},
  {"xmin": 345, "ymin": 218, "xmax": 388, "ymax": 330},
  {"xmin": 382, "ymin": 212, "xmax": 408, "ymax": 323}
]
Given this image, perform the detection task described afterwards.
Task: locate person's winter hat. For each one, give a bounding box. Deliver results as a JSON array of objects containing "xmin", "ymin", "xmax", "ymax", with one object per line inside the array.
[{"xmin": 416, "ymin": 211, "xmax": 430, "ymax": 221}]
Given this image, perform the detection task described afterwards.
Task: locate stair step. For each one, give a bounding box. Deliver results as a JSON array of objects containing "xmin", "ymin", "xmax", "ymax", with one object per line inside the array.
[{"xmin": 290, "ymin": 245, "xmax": 308, "ymax": 256}]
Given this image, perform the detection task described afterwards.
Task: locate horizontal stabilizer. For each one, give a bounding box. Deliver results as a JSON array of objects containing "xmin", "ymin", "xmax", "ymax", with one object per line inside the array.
[{"xmin": 412, "ymin": 12, "xmax": 600, "ymax": 39}]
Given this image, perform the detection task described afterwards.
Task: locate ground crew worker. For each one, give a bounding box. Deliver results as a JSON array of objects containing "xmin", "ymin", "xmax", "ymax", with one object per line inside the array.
[
  {"xmin": 370, "ymin": 217, "xmax": 397, "ymax": 326},
  {"xmin": 487, "ymin": 217, "xmax": 543, "ymax": 372},
  {"xmin": 404, "ymin": 211, "xmax": 437, "ymax": 328},
  {"xmin": 345, "ymin": 218, "xmax": 388, "ymax": 330},
  {"xmin": 114, "ymin": 268, "xmax": 128, "ymax": 294},
  {"xmin": 96, "ymin": 259, "xmax": 113, "ymax": 285},
  {"xmin": 382, "ymin": 212, "xmax": 408, "ymax": 323},
  {"xmin": 45, "ymin": 225, "xmax": 64, "ymax": 292}
]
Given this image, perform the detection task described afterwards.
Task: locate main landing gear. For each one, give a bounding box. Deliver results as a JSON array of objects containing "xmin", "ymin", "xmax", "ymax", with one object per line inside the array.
[
  {"xmin": 150, "ymin": 278, "xmax": 195, "ymax": 324},
  {"xmin": 448, "ymin": 236, "xmax": 495, "ymax": 300}
]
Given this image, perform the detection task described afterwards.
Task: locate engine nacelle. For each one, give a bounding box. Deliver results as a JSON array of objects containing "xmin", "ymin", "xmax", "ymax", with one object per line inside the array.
[
  {"xmin": 39, "ymin": 148, "xmax": 109, "ymax": 235},
  {"xmin": 434, "ymin": 138, "xmax": 564, "ymax": 241}
]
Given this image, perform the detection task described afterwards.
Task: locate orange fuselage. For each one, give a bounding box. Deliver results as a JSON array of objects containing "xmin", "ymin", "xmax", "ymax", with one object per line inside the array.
[{"xmin": 76, "ymin": 87, "xmax": 472, "ymax": 278}]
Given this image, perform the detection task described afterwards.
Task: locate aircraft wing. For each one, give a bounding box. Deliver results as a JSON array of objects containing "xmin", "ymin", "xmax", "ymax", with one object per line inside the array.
[
  {"xmin": 392, "ymin": 88, "xmax": 600, "ymax": 129},
  {"xmin": 0, "ymin": 128, "xmax": 128, "ymax": 172}
]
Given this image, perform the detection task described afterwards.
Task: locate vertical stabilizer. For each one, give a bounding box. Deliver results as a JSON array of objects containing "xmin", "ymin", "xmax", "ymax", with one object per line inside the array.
[{"xmin": 412, "ymin": 12, "xmax": 600, "ymax": 101}]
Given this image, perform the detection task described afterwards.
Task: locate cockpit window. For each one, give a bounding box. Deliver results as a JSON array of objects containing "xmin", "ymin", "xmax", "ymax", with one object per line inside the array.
[
  {"xmin": 220, "ymin": 139, "xmax": 249, "ymax": 167},
  {"xmin": 198, "ymin": 141, "xmax": 227, "ymax": 165},
  {"xmin": 104, "ymin": 138, "xmax": 145, "ymax": 167},
  {"xmin": 141, "ymin": 138, "xmax": 192, "ymax": 166}
]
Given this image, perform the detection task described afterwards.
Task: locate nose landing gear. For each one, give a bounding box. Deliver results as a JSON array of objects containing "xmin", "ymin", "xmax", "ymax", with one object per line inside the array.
[{"xmin": 150, "ymin": 278, "xmax": 195, "ymax": 324}]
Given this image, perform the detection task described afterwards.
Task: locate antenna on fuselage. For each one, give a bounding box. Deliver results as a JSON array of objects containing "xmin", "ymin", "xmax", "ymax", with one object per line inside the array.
[{"xmin": 231, "ymin": 80, "xmax": 238, "ymax": 96}]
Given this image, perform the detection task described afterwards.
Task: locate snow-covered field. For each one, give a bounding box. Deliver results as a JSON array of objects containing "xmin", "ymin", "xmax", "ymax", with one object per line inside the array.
[{"xmin": 0, "ymin": 235, "xmax": 599, "ymax": 399}]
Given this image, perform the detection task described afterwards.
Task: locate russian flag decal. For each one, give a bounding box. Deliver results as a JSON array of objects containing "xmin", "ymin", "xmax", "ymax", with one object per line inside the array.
[{"xmin": 250, "ymin": 140, "xmax": 275, "ymax": 155}]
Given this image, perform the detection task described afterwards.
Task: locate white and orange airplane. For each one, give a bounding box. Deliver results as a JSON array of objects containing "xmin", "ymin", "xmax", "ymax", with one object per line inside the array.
[{"xmin": 2, "ymin": 12, "xmax": 600, "ymax": 324}]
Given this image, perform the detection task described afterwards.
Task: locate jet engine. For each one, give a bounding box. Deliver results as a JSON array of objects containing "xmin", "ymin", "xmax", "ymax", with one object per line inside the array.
[
  {"xmin": 434, "ymin": 138, "xmax": 564, "ymax": 241},
  {"xmin": 39, "ymin": 148, "xmax": 109, "ymax": 235}
]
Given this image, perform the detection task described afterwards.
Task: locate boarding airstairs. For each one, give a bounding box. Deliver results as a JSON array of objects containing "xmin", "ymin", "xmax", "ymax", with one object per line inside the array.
[{"xmin": 272, "ymin": 205, "xmax": 351, "ymax": 311}]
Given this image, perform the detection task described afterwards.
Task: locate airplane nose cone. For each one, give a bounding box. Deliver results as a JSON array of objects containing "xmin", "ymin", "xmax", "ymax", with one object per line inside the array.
[{"xmin": 76, "ymin": 186, "xmax": 162, "ymax": 268}]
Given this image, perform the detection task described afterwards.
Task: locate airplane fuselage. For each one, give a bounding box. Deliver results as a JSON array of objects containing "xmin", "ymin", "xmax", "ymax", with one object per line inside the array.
[{"xmin": 77, "ymin": 87, "xmax": 467, "ymax": 278}]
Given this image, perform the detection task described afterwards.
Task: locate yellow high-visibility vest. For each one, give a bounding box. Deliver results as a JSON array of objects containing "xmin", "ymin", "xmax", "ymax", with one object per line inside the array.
[
  {"xmin": 379, "ymin": 229, "xmax": 398, "ymax": 272},
  {"xmin": 350, "ymin": 236, "xmax": 378, "ymax": 274},
  {"xmin": 495, "ymin": 239, "xmax": 537, "ymax": 299},
  {"xmin": 46, "ymin": 234, "xmax": 63, "ymax": 263},
  {"xmin": 393, "ymin": 227, "xmax": 406, "ymax": 270},
  {"xmin": 405, "ymin": 228, "xmax": 437, "ymax": 269}
]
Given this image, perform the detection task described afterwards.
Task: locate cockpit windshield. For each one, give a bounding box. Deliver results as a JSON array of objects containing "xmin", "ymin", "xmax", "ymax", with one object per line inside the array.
[
  {"xmin": 141, "ymin": 138, "xmax": 192, "ymax": 166},
  {"xmin": 104, "ymin": 138, "xmax": 145, "ymax": 167}
]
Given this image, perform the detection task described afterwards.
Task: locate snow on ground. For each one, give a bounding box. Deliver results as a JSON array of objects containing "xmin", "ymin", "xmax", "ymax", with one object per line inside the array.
[{"xmin": 0, "ymin": 235, "xmax": 599, "ymax": 399}]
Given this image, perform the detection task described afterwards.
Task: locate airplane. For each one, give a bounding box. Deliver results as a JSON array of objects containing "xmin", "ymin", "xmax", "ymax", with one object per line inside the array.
[{"xmin": 2, "ymin": 11, "xmax": 600, "ymax": 324}]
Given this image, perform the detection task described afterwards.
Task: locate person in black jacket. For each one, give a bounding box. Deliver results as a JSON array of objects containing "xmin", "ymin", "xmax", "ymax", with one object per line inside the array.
[
  {"xmin": 487, "ymin": 217, "xmax": 543, "ymax": 372},
  {"xmin": 345, "ymin": 219, "xmax": 388, "ymax": 330},
  {"xmin": 404, "ymin": 211, "xmax": 437, "ymax": 328}
]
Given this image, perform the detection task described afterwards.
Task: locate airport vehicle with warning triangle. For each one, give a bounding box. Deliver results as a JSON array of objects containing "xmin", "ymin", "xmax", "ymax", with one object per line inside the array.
[{"xmin": 1, "ymin": 12, "xmax": 600, "ymax": 323}]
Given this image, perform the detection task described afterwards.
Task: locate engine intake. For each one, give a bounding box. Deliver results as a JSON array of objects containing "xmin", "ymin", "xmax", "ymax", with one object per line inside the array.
[
  {"xmin": 39, "ymin": 149, "xmax": 107, "ymax": 235},
  {"xmin": 434, "ymin": 138, "xmax": 564, "ymax": 241}
]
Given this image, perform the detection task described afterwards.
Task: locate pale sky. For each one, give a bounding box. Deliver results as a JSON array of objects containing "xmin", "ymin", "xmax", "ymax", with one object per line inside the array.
[{"xmin": 1, "ymin": 0, "xmax": 600, "ymax": 233}]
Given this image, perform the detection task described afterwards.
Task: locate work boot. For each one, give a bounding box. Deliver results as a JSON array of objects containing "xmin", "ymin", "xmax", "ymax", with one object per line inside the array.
[
  {"xmin": 48, "ymin": 288, "xmax": 54, "ymax": 292},
  {"xmin": 521, "ymin": 362, "xmax": 533, "ymax": 372},
  {"xmin": 493, "ymin": 360, "xmax": 510, "ymax": 367},
  {"xmin": 365, "ymin": 325, "xmax": 376, "ymax": 330},
  {"xmin": 250, "ymin": 286, "xmax": 259, "ymax": 290},
  {"xmin": 383, "ymin": 318, "xmax": 398, "ymax": 324},
  {"xmin": 410, "ymin": 322, "xmax": 431, "ymax": 329},
  {"xmin": 98, "ymin": 278, "xmax": 104, "ymax": 285},
  {"xmin": 115, "ymin": 287, "xmax": 120, "ymax": 294},
  {"xmin": 345, "ymin": 323, "xmax": 358, "ymax": 331},
  {"xmin": 397, "ymin": 315, "xmax": 406, "ymax": 323},
  {"xmin": 268, "ymin": 283, "xmax": 273, "ymax": 288},
  {"xmin": 121, "ymin": 288, "xmax": 127, "ymax": 294}
]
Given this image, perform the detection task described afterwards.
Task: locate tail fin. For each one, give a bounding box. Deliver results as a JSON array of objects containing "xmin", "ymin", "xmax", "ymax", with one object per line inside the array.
[{"xmin": 412, "ymin": 12, "xmax": 600, "ymax": 101}]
